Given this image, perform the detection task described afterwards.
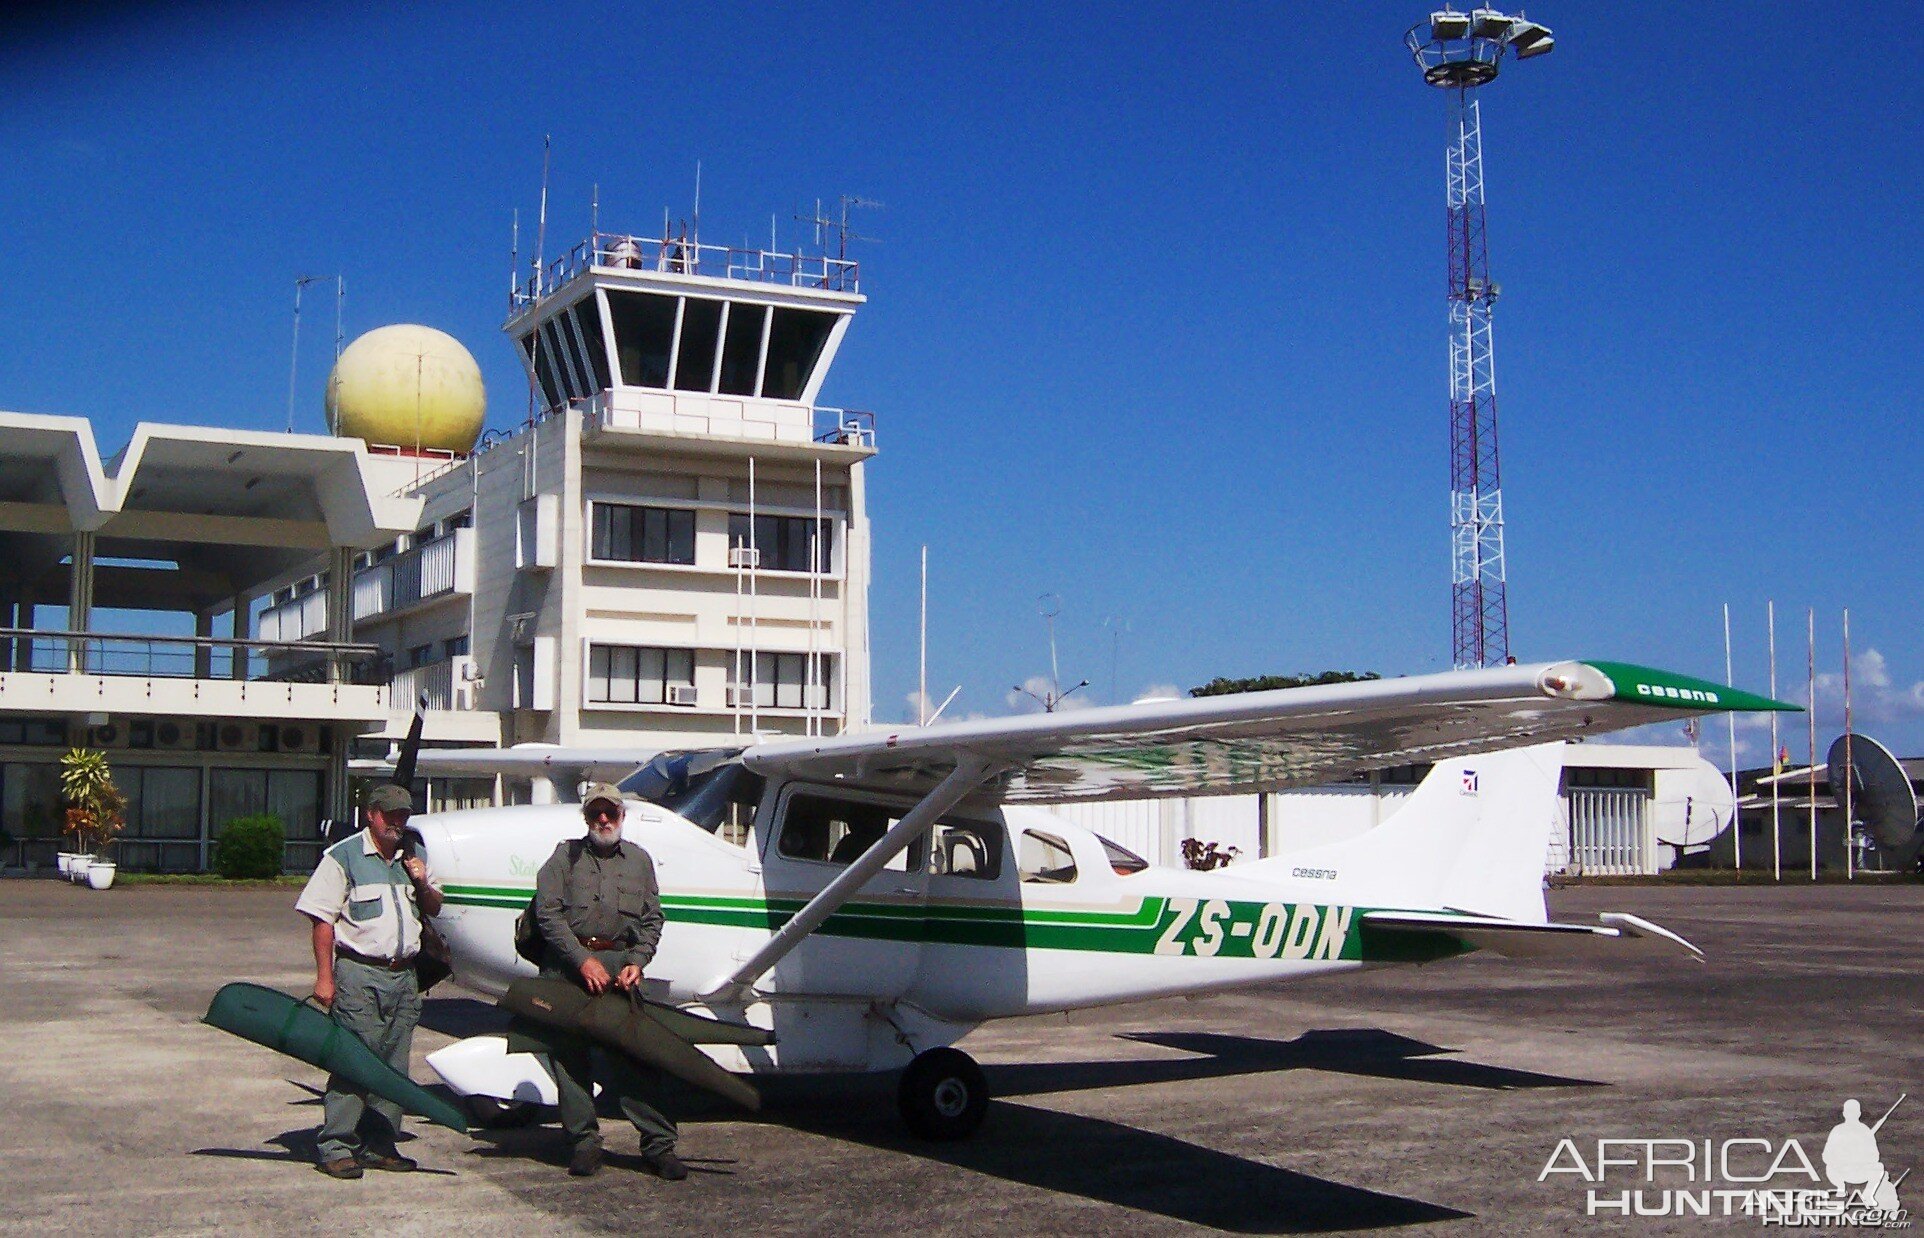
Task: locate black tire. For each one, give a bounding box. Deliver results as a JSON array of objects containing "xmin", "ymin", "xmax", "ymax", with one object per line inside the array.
[
  {"xmin": 897, "ymin": 1047, "xmax": 988, "ymax": 1141},
  {"xmin": 466, "ymin": 1095, "xmax": 539, "ymax": 1128}
]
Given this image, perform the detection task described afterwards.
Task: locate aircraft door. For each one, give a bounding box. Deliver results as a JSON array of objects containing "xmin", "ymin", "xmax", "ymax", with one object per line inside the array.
[{"xmin": 755, "ymin": 783, "xmax": 929, "ymax": 999}]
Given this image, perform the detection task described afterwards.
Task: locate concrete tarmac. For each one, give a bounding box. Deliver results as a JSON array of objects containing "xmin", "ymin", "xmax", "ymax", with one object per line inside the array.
[{"xmin": 1, "ymin": 879, "xmax": 1918, "ymax": 1235}]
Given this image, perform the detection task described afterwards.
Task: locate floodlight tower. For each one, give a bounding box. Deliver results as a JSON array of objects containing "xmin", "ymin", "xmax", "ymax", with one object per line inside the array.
[{"xmin": 1405, "ymin": 9, "xmax": 1553, "ymax": 669}]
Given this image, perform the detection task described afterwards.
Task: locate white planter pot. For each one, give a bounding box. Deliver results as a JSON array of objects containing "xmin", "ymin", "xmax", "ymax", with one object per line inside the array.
[
  {"xmin": 57, "ymin": 852, "xmax": 83, "ymax": 879},
  {"xmin": 71, "ymin": 856, "xmax": 94, "ymax": 882},
  {"xmin": 86, "ymin": 862, "xmax": 116, "ymax": 890}
]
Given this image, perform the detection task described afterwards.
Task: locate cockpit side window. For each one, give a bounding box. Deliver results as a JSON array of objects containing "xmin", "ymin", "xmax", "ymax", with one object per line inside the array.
[
  {"xmin": 776, "ymin": 792, "xmax": 921, "ymax": 870},
  {"xmin": 1018, "ymin": 830, "xmax": 1078, "ymax": 884}
]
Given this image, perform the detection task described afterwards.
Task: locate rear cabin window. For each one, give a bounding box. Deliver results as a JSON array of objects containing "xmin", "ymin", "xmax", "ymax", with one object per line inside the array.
[
  {"xmin": 1018, "ymin": 830, "xmax": 1078, "ymax": 884},
  {"xmin": 929, "ymin": 821, "xmax": 1003, "ymax": 881},
  {"xmin": 1097, "ymin": 834, "xmax": 1149, "ymax": 876}
]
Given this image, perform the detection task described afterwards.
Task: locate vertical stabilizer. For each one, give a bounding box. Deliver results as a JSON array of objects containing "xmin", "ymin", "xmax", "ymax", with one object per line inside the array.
[{"xmin": 1241, "ymin": 743, "xmax": 1565, "ymax": 922}]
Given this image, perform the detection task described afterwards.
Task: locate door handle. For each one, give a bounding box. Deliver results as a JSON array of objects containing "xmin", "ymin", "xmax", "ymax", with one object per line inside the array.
[{"xmin": 892, "ymin": 886, "xmax": 918, "ymax": 895}]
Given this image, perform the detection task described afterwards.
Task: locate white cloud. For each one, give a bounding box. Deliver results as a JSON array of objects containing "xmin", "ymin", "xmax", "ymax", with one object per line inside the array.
[{"xmin": 1135, "ymin": 683, "xmax": 1185, "ymax": 703}]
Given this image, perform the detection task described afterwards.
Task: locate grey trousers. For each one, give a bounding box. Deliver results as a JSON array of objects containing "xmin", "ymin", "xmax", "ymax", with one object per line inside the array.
[
  {"xmin": 507, "ymin": 956, "xmax": 678, "ymax": 1157},
  {"xmin": 316, "ymin": 957, "xmax": 421, "ymax": 1162}
]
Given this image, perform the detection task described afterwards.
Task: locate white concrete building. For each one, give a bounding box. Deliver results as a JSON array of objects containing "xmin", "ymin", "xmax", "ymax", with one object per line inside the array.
[{"xmin": 0, "ymin": 228, "xmax": 877, "ymax": 872}]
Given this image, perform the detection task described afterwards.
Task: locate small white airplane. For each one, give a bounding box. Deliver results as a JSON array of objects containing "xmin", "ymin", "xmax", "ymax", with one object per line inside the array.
[{"xmin": 409, "ymin": 659, "xmax": 1789, "ymax": 1139}]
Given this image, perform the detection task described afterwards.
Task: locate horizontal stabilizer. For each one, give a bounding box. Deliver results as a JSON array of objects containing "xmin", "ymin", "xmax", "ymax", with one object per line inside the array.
[{"xmin": 1362, "ymin": 910, "xmax": 1703, "ymax": 962}]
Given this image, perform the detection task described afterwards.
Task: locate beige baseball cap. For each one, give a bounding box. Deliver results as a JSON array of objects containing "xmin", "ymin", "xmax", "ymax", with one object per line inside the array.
[
  {"xmin": 365, "ymin": 783, "xmax": 414, "ymax": 814},
  {"xmin": 581, "ymin": 783, "xmax": 625, "ymax": 813}
]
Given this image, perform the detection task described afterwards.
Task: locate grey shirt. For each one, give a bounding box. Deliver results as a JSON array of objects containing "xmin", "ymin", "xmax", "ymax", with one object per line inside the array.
[{"xmin": 533, "ymin": 837, "xmax": 665, "ymax": 973}]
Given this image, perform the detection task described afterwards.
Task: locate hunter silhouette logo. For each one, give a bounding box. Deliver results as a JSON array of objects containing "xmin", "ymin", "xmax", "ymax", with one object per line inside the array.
[{"xmin": 1825, "ymin": 1096, "xmax": 1909, "ymax": 1213}]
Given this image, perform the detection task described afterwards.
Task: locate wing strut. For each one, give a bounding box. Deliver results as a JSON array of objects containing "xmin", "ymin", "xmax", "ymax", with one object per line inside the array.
[{"xmin": 700, "ymin": 756, "xmax": 995, "ymax": 1003}]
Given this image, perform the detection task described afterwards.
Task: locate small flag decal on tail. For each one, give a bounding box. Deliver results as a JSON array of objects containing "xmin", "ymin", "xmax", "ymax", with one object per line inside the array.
[{"xmin": 1460, "ymin": 770, "xmax": 1479, "ymax": 796}]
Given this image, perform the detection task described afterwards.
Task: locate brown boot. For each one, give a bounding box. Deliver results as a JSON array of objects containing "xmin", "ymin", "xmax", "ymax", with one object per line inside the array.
[
  {"xmin": 568, "ymin": 1141, "xmax": 603, "ymax": 1177},
  {"xmin": 317, "ymin": 1157, "xmax": 364, "ymax": 1180}
]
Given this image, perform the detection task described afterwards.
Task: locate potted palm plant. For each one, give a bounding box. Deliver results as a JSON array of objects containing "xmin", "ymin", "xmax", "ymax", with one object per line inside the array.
[{"xmin": 59, "ymin": 749, "xmax": 125, "ymax": 890}]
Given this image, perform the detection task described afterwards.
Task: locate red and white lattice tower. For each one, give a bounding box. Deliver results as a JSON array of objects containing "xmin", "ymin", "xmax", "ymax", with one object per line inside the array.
[{"xmin": 1405, "ymin": 10, "xmax": 1554, "ymax": 668}]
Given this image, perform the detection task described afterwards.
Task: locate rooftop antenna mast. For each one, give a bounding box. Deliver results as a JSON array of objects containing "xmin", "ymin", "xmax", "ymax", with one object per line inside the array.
[
  {"xmin": 795, "ymin": 195, "xmax": 882, "ymax": 261},
  {"xmin": 1404, "ymin": 8, "xmax": 1554, "ymax": 668}
]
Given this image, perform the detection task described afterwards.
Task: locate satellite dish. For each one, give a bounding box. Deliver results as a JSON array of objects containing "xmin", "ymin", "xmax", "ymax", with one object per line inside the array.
[{"xmin": 1826, "ymin": 733, "xmax": 1919, "ymax": 849}]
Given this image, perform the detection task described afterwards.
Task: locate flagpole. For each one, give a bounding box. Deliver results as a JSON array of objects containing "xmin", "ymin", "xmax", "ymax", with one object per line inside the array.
[
  {"xmin": 1807, "ymin": 606, "xmax": 1817, "ymax": 882},
  {"xmin": 1843, "ymin": 608, "xmax": 1853, "ymax": 881},
  {"xmin": 1769, "ymin": 600, "xmax": 1781, "ymax": 882},
  {"xmin": 1724, "ymin": 603, "xmax": 1740, "ymax": 871}
]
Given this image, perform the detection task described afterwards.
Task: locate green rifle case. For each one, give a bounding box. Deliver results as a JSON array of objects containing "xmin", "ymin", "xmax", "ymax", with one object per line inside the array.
[
  {"xmin": 202, "ymin": 982, "xmax": 470, "ymax": 1133},
  {"xmin": 499, "ymin": 977, "xmax": 769, "ymax": 1112}
]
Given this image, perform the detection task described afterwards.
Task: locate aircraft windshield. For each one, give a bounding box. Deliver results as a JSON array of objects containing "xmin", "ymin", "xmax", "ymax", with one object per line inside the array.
[{"xmin": 619, "ymin": 750, "xmax": 760, "ymax": 836}]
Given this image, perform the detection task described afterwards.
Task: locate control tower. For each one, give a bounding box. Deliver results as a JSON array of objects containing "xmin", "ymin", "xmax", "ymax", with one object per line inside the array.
[
  {"xmin": 506, "ymin": 231, "xmax": 868, "ymax": 446},
  {"xmin": 471, "ymin": 227, "xmax": 878, "ymax": 751}
]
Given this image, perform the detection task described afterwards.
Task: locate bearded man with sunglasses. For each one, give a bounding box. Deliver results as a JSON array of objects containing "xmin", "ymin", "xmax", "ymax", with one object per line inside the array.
[{"xmin": 518, "ymin": 782, "xmax": 681, "ymax": 1180}]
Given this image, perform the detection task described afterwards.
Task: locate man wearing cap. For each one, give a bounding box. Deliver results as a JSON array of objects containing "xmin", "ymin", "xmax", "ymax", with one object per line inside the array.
[
  {"xmin": 295, "ymin": 783, "xmax": 442, "ymax": 1179},
  {"xmin": 517, "ymin": 782, "xmax": 680, "ymax": 1180}
]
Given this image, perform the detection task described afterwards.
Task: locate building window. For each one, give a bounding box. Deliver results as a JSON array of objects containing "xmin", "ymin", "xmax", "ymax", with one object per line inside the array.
[
  {"xmin": 443, "ymin": 636, "xmax": 469, "ymax": 659},
  {"xmin": 732, "ymin": 651, "xmax": 833, "ymax": 710},
  {"xmin": 592, "ymin": 503, "xmax": 696, "ymax": 565},
  {"xmin": 588, "ymin": 644, "xmax": 695, "ymax": 706},
  {"xmin": 606, "ymin": 290, "xmax": 677, "ymax": 389},
  {"xmin": 763, "ymin": 307, "xmax": 836, "ymax": 400},
  {"xmin": 728, "ymin": 513, "xmax": 831, "ymax": 573},
  {"xmin": 673, "ymin": 298, "xmax": 724, "ymax": 392}
]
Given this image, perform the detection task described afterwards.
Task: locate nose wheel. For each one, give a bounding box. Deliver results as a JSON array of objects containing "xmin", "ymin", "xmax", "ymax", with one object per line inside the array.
[{"xmin": 897, "ymin": 1047, "xmax": 987, "ymax": 1140}]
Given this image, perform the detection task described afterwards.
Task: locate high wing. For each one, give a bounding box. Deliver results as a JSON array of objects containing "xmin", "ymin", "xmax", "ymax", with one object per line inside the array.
[
  {"xmin": 740, "ymin": 659, "xmax": 1795, "ymax": 802},
  {"xmin": 697, "ymin": 659, "xmax": 1786, "ymax": 1000}
]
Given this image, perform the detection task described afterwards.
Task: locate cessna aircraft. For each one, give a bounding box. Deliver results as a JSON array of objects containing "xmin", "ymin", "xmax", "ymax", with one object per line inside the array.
[{"xmin": 408, "ymin": 658, "xmax": 1790, "ymax": 1139}]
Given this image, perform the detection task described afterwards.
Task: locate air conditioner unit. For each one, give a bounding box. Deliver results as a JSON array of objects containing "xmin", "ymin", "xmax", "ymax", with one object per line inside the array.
[
  {"xmin": 725, "ymin": 685, "xmax": 758, "ymax": 708},
  {"xmin": 87, "ymin": 722, "xmax": 128, "ymax": 749},
  {"xmin": 155, "ymin": 720, "xmax": 197, "ymax": 750},
  {"xmin": 727, "ymin": 546, "xmax": 761, "ymax": 569},
  {"xmin": 217, "ymin": 722, "xmax": 257, "ymax": 753},
  {"xmin": 667, "ymin": 684, "xmax": 698, "ymax": 707},
  {"xmin": 276, "ymin": 723, "xmax": 321, "ymax": 754},
  {"xmin": 459, "ymin": 659, "xmax": 484, "ymax": 682}
]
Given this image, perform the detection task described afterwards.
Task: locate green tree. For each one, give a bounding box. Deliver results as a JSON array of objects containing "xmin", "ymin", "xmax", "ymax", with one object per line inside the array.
[{"xmin": 1189, "ymin": 670, "xmax": 1380, "ymax": 698}]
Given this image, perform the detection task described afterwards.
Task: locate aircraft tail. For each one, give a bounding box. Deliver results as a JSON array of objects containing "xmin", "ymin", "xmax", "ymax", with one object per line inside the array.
[{"xmin": 1241, "ymin": 743, "xmax": 1565, "ymax": 922}]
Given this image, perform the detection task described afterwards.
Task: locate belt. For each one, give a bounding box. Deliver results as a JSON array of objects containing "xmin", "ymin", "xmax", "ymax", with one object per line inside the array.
[
  {"xmin": 336, "ymin": 946, "xmax": 414, "ymax": 971},
  {"xmin": 576, "ymin": 935, "xmax": 623, "ymax": 952}
]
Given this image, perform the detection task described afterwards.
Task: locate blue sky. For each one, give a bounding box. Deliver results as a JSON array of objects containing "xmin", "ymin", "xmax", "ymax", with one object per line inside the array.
[{"xmin": 3, "ymin": 2, "xmax": 1921, "ymax": 758}]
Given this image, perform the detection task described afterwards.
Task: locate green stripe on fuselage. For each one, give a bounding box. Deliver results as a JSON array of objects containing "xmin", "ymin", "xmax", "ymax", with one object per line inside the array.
[{"xmin": 439, "ymin": 884, "xmax": 1472, "ymax": 964}]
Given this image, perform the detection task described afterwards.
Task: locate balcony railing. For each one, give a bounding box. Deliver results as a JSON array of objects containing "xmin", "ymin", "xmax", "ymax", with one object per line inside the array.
[
  {"xmin": 389, "ymin": 657, "xmax": 473, "ymax": 711},
  {"xmin": 0, "ymin": 628, "xmax": 382, "ymax": 683},
  {"xmin": 355, "ymin": 528, "xmax": 474, "ymax": 622},
  {"xmin": 512, "ymin": 231, "xmax": 860, "ymax": 309},
  {"xmin": 258, "ymin": 589, "xmax": 329, "ymax": 643}
]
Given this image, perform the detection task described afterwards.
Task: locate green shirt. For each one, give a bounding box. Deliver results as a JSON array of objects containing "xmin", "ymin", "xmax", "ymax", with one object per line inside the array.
[{"xmin": 533, "ymin": 837, "xmax": 664, "ymax": 973}]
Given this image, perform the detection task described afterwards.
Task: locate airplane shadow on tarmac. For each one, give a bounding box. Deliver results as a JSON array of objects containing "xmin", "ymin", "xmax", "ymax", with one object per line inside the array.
[
  {"xmin": 421, "ymin": 1002, "xmax": 1600, "ymax": 1231},
  {"xmin": 743, "ymin": 1026, "xmax": 1600, "ymax": 1233}
]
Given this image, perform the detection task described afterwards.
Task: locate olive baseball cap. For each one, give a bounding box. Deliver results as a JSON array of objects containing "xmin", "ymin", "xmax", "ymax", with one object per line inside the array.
[
  {"xmin": 582, "ymin": 782, "xmax": 625, "ymax": 812},
  {"xmin": 366, "ymin": 783, "xmax": 414, "ymax": 814}
]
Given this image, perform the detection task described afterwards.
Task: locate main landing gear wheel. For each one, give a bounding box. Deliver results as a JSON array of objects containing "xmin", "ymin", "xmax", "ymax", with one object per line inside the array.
[{"xmin": 897, "ymin": 1047, "xmax": 987, "ymax": 1141}]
